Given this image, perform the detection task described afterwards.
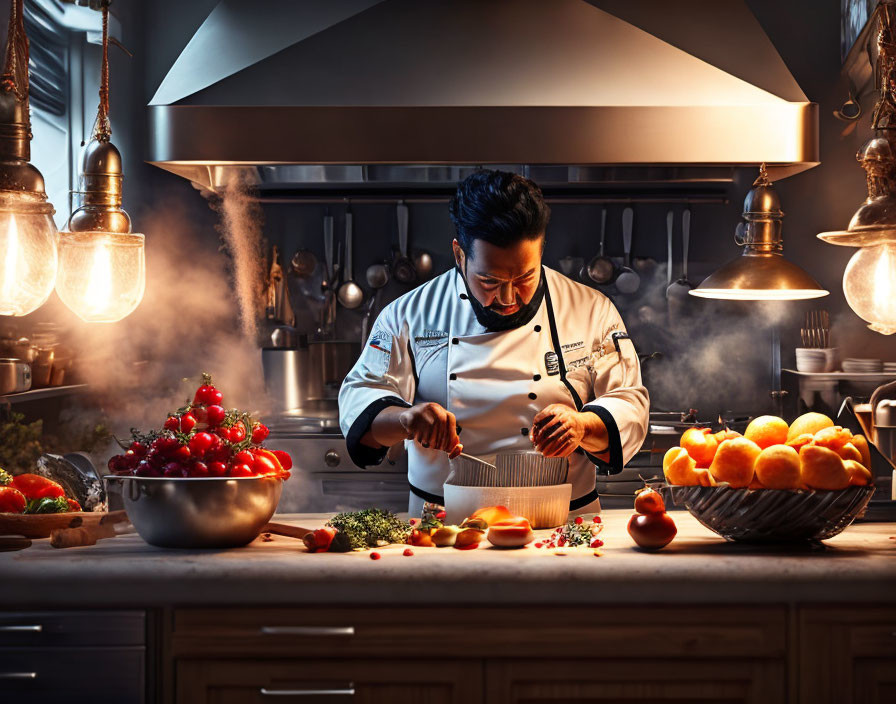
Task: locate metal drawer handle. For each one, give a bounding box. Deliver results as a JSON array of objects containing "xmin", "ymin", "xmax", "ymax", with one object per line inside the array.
[
  {"xmin": 260, "ymin": 626, "xmax": 355, "ymax": 637},
  {"xmin": 260, "ymin": 686, "xmax": 354, "ymax": 697},
  {"xmin": 0, "ymin": 672, "xmax": 37, "ymax": 680},
  {"xmin": 0, "ymin": 625, "xmax": 42, "ymax": 632}
]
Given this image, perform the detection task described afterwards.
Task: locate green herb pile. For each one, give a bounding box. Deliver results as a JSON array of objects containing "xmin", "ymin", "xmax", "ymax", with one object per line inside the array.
[
  {"xmin": 26, "ymin": 497, "xmax": 69, "ymax": 514},
  {"xmin": 326, "ymin": 508, "xmax": 411, "ymax": 550},
  {"xmin": 0, "ymin": 468, "xmax": 10, "ymax": 485}
]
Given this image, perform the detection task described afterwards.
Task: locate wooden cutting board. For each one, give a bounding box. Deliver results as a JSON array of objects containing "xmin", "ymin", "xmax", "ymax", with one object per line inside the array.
[{"xmin": 0, "ymin": 510, "xmax": 127, "ymax": 539}]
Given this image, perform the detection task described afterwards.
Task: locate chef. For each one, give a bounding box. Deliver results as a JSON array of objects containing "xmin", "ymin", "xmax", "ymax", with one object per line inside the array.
[{"xmin": 339, "ymin": 170, "xmax": 649, "ymax": 515}]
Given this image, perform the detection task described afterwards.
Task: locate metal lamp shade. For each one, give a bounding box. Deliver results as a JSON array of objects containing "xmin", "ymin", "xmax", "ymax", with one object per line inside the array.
[{"xmin": 689, "ymin": 250, "xmax": 828, "ymax": 301}]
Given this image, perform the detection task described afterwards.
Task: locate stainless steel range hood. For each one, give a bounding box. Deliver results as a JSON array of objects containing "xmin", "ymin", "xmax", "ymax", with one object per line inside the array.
[{"xmin": 147, "ymin": 0, "xmax": 818, "ymax": 194}]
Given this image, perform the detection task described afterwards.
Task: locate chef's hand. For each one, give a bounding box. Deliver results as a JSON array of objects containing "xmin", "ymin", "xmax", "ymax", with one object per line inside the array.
[
  {"xmin": 399, "ymin": 402, "xmax": 463, "ymax": 458},
  {"xmin": 530, "ymin": 404, "xmax": 609, "ymax": 458}
]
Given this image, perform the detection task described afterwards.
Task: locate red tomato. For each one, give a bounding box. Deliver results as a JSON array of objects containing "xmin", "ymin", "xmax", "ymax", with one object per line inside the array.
[
  {"xmin": 230, "ymin": 421, "xmax": 247, "ymax": 443},
  {"xmin": 627, "ymin": 512, "xmax": 677, "ymax": 551},
  {"xmin": 163, "ymin": 416, "xmax": 180, "ymax": 431},
  {"xmin": 207, "ymin": 388, "xmax": 223, "ymax": 405},
  {"xmin": 229, "ymin": 463, "xmax": 254, "ymax": 477},
  {"xmin": 272, "ymin": 450, "xmax": 292, "ymax": 470},
  {"xmin": 188, "ymin": 432, "xmax": 214, "ymax": 458},
  {"xmin": 251, "ymin": 422, "xmax": 269, "ymax": 444},
  {"xmin": 234, "ymin": 450, "xmax": 255, "ymax": 467},
  {"xmin": 128, "ymin": 441, "xmax": 147, "ymax": 457},
  {"xmin": 65, "ymin": 498, "xmax": 82, "ymax": 512},
  {"xmin": 0, "ymin": 486, "xmax": 27, "ymax": 513},
  {"xmin": 172, "ymin": 444, "xmax": 191, "ymax": 462},
  {"xmin": 193, "ymin": 384, "xmax": 218, "ymax": 406},
  {"xmin": 191, "ymin": 406, "xmax": 207, "ymax": 424},
  {"xmin": 11, "ymin": 474, "xmax": 65, "ymax": 500},
  {"xmin": 206, "ymin": 405, "xmax": 226, "ymax": 426},
  {"xmin": 188, "ymin": 461, "xmax": 210, "ymax": 478},
  {"xmin": 207, "ymin": 461, "xmax": 228, "ymax": 477},
  {"xmin": 179, "ymin": 413, "xmax": 196, "ymax": 433},
  {"xmin": 135, "ymin": 460, "xmax": 159, "ymax": 477},
  {"xmin": 633, "ymin": 487, "xmax": 666, "ymax": 515},
  {"xmin": 253, "ymin": 454, "xmax": 278, "ymax": 476}
]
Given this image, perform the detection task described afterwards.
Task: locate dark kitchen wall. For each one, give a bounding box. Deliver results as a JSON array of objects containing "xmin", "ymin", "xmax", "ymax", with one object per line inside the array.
[{"xmin": 51, "ymin": 0, "xmax": 892, "ymax": 418}]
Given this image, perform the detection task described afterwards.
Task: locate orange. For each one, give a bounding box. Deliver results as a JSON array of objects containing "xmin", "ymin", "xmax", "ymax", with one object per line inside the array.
[
  {"xmin": 679, "ymin": 427, "xmax": 719, "ymax": 467},
  {"xmin": 799, "ymin": 444, "xmax": 849, "ymax": 490},
  {"xmin": 836, "ymin": 442, "xmax": 863, "ymax": 465},
  {"xmin": 786, "ymin": 433, "xmax": 815, "ymax": 452},
  {"xmin": 851, "ymin": 435, "xmax": 872, "ymax": 468},
  {"xmin": 813, "ymin": 425, "xmax": 853, "ymax": 452},
  {"xmin": 713, "ymin": 428, "xmax": 742, "ymax": 445},
  {"xmin": 709, "ymin": 437, "xmax": 762, "ymax": 488},
  {"xmin": 843, "ymin": 459, "xmax": 873, "ymax": 486},
  {"xmin": 787, "ymin": 412, "xmax": 834, "ymax": 441},
  {"xmin": 663, "ymin": 447, "xmax": 698, "ymax": 485},
  {"xmin": 744, "ymin": 415, "xmax": 790, "ymax": 450},
  {"xmin": 753, "ymin": 444, "xmax": 801, "ymax": 490}
]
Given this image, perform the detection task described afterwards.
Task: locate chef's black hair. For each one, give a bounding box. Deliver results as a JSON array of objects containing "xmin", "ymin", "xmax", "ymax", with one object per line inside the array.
[{"xmin": 449, "ymin": 169, "xmax": 550, "ymax": 255}]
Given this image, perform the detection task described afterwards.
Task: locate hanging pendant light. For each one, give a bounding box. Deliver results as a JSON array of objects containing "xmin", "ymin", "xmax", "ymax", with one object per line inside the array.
[
  {"xmin": 0, "ymin": 0, "xmax": 58, "ymax": 316},
  {"xmin": 690, "ymin": 164, "xmax": 828, "ymax": 301},
  {"xmin": 818, "ymin": 1, "xmax": 896, "ymax": 335},
  {"xmin": 55, "ymin": 1, "xmax": 144, "ymax": 324}
]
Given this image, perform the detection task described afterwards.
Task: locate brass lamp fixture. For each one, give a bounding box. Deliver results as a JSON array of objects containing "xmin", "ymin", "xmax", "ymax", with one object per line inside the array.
[
  {"xmin": 0, "ymin": 0, "xmax": 58, "ymax": 316},
  {"xmin": 690, "ymin": 164, "xmax": 829, "ymax": 300},
  {"xmin": 818, "ymin": 1, "xmax": 896, "ymax": 335},
  {"xmin": 55, "ymin": 1, "xmax": 144, "ymax": 324}
]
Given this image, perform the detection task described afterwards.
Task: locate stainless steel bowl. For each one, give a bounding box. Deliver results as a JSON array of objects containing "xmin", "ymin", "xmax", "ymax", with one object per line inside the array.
[{"xmin": 105, "ymin": 475, "xmax": 283, "ymax": 548}]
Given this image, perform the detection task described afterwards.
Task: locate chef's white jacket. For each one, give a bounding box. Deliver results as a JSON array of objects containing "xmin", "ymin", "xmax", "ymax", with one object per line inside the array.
[{"xmin": 338, "ymin": 266, "xmax": 649, "ymax": 512}]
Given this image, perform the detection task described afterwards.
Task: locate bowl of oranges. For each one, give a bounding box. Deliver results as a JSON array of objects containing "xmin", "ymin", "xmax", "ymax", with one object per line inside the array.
[{"xmin": 663, "ymin": 413, "xmax": 875, "ymax": 542}]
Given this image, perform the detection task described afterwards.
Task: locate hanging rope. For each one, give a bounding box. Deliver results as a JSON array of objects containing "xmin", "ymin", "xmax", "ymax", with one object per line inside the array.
[
  {"xmin": 1, "ymin": 0, "xmax": 29, "ymax": 102},
  {"xmin": 92, "ymin": 1, "xmax": 112, "ymax": 142}
]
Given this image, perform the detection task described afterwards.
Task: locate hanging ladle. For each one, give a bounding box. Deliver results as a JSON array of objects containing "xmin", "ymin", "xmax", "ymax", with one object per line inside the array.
[
  {"xmin": 666, "ymin": 208, "xmax": 694, "ymax": 300},
  {"xmin": 336, "ymin": 206, "xmax": 364, "ymax": 309},
  {"xmin": 614, "ymin": 207, "xmax": 640, "ymax": 294},
  {"xmin": 585, "ymin": 208, "xmax": 614, "ymax": 284}
]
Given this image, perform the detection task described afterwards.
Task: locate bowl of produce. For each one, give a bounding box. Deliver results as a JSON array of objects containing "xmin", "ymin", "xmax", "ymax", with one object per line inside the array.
[
  {"xmin": 104, "ymin": 373, "xmax": 292, "ymax": 548},
  {"xmin": 106, "ymin": 474, "xmax": 283, "ymax": 548},
  {"xmin": 662, "ymin": 413, "xmax": 876, "ymax": 542}
]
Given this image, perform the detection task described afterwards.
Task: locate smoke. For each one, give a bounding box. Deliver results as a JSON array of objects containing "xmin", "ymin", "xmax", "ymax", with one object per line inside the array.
[
  {"xmin": 212, "ymin": 170, "xmax": 266, "ymax": 341},
  {"xmin": 55, "ymin": 179, "xmax": 270, "ymax": 436},
  {"xmin": 616, "ymin": 264, "xmax": 799, "ymax": 417}
]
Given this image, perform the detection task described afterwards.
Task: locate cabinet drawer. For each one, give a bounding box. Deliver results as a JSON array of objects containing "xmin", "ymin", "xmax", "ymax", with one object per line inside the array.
[
  {"xmin": 486, "ymin": 658, "xmax": 786, "ymax": 704},
  {"xmin": 176, "ymin": 658, "xmax": 482, "ymax": 704},
  {"xmin": 0, "ymin": 646, "xmax": 144, "ymax": 704},
  {"xmin": 173, "ymin": 605, "xmax": 786, "ymax": 659},
  {"xmin": 0, "ymin": 610, "xmax": 144, "ymax": 647}
]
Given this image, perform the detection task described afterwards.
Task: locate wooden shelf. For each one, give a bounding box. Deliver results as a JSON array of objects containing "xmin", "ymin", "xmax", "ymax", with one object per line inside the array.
[{"xmin": 0, "ymin": 384, "xmax": 88, "ymax": 405}]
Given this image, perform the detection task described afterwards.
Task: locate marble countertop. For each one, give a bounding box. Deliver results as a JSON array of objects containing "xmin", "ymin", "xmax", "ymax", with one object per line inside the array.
[{"xmin": 2, "ymin": 510, "xmax": 894, "ymax": 607}]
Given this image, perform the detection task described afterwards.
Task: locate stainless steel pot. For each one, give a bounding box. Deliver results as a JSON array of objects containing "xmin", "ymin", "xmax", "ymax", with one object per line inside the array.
[
  {"xmin": 0, "ymin": 358, "xmax": 31, "ymax": 394},
  {"xmin": 105, "ymin": 475, "xmax": 283, "ymax": 548}
]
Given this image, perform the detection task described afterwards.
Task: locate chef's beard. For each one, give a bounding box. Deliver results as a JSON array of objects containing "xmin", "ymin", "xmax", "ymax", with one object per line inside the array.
[{"xmin": 458, "ymin": 265, "xmax": 546, "ymax": 332}]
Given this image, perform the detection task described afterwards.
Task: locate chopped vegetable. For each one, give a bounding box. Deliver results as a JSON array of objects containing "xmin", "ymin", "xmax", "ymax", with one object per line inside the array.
[
  {"xmin": 0, "ymin": 467, "xmax": 10, "ymax": 485},
  {"xmin": 326, "ymin": 508, "xmax": 411, "ymax": 550},
  {"xmin": 537, "ymin": 517, "xmax": 603, "ymax": 549}
]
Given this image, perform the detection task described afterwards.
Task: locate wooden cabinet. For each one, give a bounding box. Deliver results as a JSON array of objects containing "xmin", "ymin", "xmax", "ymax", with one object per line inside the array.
[
  {"xmin": 798, "ymin": 607, "xmax": 896, "ymax": 704},
  {"xmin": 486, "ymin": 659, "xmax": 786, "ymax": 703},
  {"xmin": 169, "ymin": 606, "xmax": 787, "ymax": 704},
  {"xmin": 177, "ymin": 659, "xmax": 482, "ymax": 704}
]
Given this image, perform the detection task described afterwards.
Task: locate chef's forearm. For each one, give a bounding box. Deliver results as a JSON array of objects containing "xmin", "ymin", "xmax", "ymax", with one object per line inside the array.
[
  {"xmin": 578, "ymin": 412, "xmax": 609, "ymax": 453},
  {"xmin": 360, "ymin": 406, "xmax": 408, "ymax": 448}
]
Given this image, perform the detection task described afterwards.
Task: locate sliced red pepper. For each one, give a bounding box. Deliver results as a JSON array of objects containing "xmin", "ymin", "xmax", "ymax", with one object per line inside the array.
[{"xmin": 11, "ymin": 474, "xmax": 65, "ymax": 500}]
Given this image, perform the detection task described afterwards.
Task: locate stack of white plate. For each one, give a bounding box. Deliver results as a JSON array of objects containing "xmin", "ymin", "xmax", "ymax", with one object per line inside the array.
[
  {"xmin": 842, "ymin": 358, "xmax": 883, "ymax": 374},
  {"xmin": 795, "ymin": 348, "xmax": 828, "ymax": 373},
  {"xmin": 843, "ymin": 359, "xmax": 883, "ymax": 374}
]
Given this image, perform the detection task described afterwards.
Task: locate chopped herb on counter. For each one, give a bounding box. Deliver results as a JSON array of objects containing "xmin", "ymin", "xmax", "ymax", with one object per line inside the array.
[
  {"xmin": 537, "ymin": 517, "xmax": 604, "ymax": 549},
  {"xmin": 326, "ymin": 508, "xmax": 411, "ymax": 550}
]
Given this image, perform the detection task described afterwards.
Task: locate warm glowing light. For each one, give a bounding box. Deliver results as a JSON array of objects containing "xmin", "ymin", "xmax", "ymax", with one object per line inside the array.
[
  {"xmin": 689, "ymin": 287, "xmax": 829, "ymax": 301},
  {"xmin": 843, "ymin": 242, "xmax": 896, "ymax": 335},
  {"xmin": 55, "ymin": 232, "xmax": 145, "ymax": 323},
  {"xmin": 0, "ymin": 199, "xmax": 59, "ymax": 316}
]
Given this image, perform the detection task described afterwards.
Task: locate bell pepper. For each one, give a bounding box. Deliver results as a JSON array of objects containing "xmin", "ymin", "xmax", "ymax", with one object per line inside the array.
[{"xmin": 11, "ymin": 473, "xmax": 65, "ymax": 500}]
